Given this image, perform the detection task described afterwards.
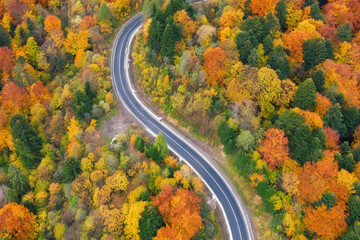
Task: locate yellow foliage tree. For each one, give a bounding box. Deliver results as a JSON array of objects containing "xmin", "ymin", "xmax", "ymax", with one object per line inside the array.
[{"xmin": 105, "ymin": 170, "xmax": 129, "ymax": 192}]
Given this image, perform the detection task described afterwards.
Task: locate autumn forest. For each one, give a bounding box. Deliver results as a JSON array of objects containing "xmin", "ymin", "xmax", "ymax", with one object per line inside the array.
[
  {"xmin": 0, "ymin": 0, "xmax": 223, "ymax": 239},
  {"xmin": 1, "ymin": 0, "xmax": 360, "ymax": 239},
  {"xmin": 133, "ymin": 0, "xmax": 360, "ymax": 239}
]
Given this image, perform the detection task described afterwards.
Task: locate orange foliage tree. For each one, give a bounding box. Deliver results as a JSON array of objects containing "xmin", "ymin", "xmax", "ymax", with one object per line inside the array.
[
  {"xmin": 152, "ymin": 185, "xmax": 203, "ymax": 239},
  {"xmin": 203, "ymin": 47, "xmax": 226, "ymax": 86},
  {"xmin": 0, "ymin": 202, "xmax": 38, "ymax": 240},
  {"xmin": 315, "ymin": 93, "xmax": 332, "ymax": 117},
  {"xmin": 303, "ymin": 205, "xmax": 347, "ymax": 239},
  {"xmin": 258, "ymin": 128, "xmax": 291, "ymax": 170},
  {"xmin": 283, "ymin": 30, "xmax": 311, "ymax": 63},
  {"xmin": 250, "ymin": 0, "xmax": 279, "ymax": 16}
]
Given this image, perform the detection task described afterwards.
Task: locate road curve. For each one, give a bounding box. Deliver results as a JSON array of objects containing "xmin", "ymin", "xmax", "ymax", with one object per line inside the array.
[{"xmin": 111, "ymin": 13, "xmax": 255, "ymax": 240}]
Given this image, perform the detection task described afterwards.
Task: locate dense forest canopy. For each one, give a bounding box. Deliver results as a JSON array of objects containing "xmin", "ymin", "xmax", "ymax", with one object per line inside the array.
[
  {"xmin": 0, "ymin": 0, "xmax": 223, "ymax": 239},
  {"xmin": 133, "ymin": 0, "xmax": 360, "ymax": 238}
]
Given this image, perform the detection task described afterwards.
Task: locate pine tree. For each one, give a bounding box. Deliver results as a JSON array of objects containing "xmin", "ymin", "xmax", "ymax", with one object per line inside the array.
[
  {"xmin": 289, "ymin": 124, "xmax": 323, "ymax": 164},
  {"xmin": 337, "ymin": 23, "xmax": 353, "ymax": 42},
  {"xmin": 247, "ymin": 48, "xmax": 260, "ymax": 67},
  {"xmin": 275, "ymin": 0, "xmax": 288, "ymax": 31},
  {"xmin": 268, "ymin": 45, "xmax": 290, "ymax": 79},
  {"xmin": 148, "ymin": 20, "xmax": 164, "ymax": 52},
  {"xmin": 8, "ymin": 164, "xmax": 29, "ymax": 201},
  {"xmin": 0, "ymin": 25, "xmax": 10, "ymax": 47},
  {"xmin": 10, "ymin": 114, "xmax": 43, "ymax": 169},
  {"xmin": 235, "ymin": 31, "xmax": 259, "ymax": 64},
  {"xmin": 303, "ymin": 38, "xmax": 331, "ymax": 71},
  {"xmin": 293, "ymin": 78, "xmax": 317, "ymax": 110},
  {"xmin": 160, "ymin": 22, "xmax": 182, "ymax": 62},
  {"xmin": 311, "ymin": 69, "xmax": 325, "ymax": 92},
  {"xmin": 324, "ymin": 103, "xmax": 347, "ymax": 137},
  {"xmin": 263, "ymin": 35, "xmax": 273, "ymax": 55},
  {"xmin": 310, "ymin": 2, "xmax": 325, "ymax": 22}
]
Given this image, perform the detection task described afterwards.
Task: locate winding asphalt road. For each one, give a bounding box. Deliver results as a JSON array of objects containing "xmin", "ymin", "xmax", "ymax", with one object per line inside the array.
[{"xmin": 111, "ymin": 13, "xmax": 255, "ymax": 240}]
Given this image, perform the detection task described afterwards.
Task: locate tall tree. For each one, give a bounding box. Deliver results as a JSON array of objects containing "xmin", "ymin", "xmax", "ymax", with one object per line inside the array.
[
  {"xmin": 10, "ymin": 114, "xmax": 42, "ymax": 168},
  {"xmin": 289, "ymin": 124, "xmax": 323, "ymax": 164},
  {"xmin": 0, "ymin": 25, "xmax": 10, "ymax": 47}
]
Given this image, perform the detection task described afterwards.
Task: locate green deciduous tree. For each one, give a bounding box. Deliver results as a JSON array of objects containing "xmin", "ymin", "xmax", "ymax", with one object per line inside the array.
[
  {"xmin": 10, "ymin": 114, "xmax": 43, "ymax": 169},
  {"xmin": 154, "ymin": 133, "xmax": 169, "ymax": 159},
  {"xmin": 99, "ymin": 2, "xmax": 114, "ymax": 23},
  {"xmin": 293, "ymin": 78, "xmax": 317, "ymax": 110}
]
